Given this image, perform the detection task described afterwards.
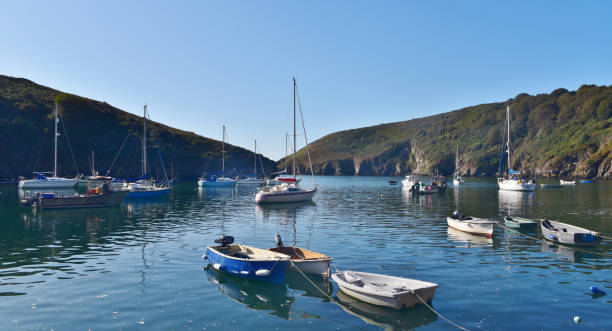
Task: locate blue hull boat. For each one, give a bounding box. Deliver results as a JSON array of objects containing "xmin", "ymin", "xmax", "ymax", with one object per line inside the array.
[
  {"xmin": 126, "ymin": 187, "xmax": 171, "ymax": 198},
  {"xmin": 204, "ymin": 236, "xmax": 290, "ymax": 284}
]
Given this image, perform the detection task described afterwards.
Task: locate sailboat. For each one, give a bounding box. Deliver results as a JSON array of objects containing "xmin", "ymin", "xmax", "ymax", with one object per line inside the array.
[
  {"xmin": 124, "ymin": 105, "xmax": 171, "ymax": 198},
  {"xmin": 237, "ymin": 140, "xmax": 266, "ymax": 185},
  {"xmin": 255, "ymin": 77, "xmax": 316, "ymax": 204},
  {"xmin": 497, "ymin": 105, "xmax": 535, "ymax": 191},
  {"xmin": 18, "ymin": 102, "xmax": 78, "ymax": 189},
  {"xmin": 452, "ymin": 146, "xmax": 463, "ymax": 186},
  {"xmin": 198, "ymin": 125, "xmax": 237, "ymax": 187}
]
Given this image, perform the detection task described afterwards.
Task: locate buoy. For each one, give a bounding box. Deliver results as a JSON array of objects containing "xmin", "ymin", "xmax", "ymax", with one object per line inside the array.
[
  {"xmin": 380, "ymin": 194, "xmax": 383, "ymax": 198},
  {"xmin": 590, "ymin": 286, "xmax": 607, "ymax": 296},
  {"xmin": 573, "ymin": 316, "xmax": 581, "ymax": 323}
]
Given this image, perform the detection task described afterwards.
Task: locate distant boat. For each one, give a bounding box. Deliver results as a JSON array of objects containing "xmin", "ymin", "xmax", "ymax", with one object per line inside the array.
[
  {"xmin": 540, "ymin": 219, "xmax": 602, "ymax": 246},
  {"xmin": 268, "ymin": 235, "xmax": 332, "ymax": 278},
  {"xmin": 453, "ymin": 146, "xmax": 463, "ymax": 186},
  {"xmin": 238, "ymin": 140, "xmax": 266, "ymax": 185},
  {"xmin": 539, "ymin": 184, "xmax": 563, "ymax": 189},
  {"xmin": 579, "ymin": 179, "xmax": 594, "ymax": 184},
  {"xmin": 332, "ymin": 270, "xmax": 438, "ymax": 310},
  {"xmin": 255, "ymin": 78, "xmax": 316, "ymax": 204},
  {"xmin": 560, "ymin": 179, "xmax": 576, "ymax": 185},
  {"xmin": 447, "ymin": 210, "xmax": 494, "ymax": 237},
  {"xmin": 21, "ymin": 184, "xmax": 128, "ymax": 210},
  {"xmin": 203, "ymin": 236, "xmax": 290, "ymax": 284},
  {"xmin": 497, "ymin": 105, "xmax": 535, "ymax": 191},
  {"xmin": 503, "ymin": 216, "xmax": 537, "ymax": 230},
  {"xmin": 18, "ymin": 102, "xmax": 78, "ymax": 189},
  {"xmin": 388, "ymin": 180, "xmax": 398, "ymax": 185},
  {"xmin": 199, "ymin": 125, "xmax": 237, "ymax": 187}
]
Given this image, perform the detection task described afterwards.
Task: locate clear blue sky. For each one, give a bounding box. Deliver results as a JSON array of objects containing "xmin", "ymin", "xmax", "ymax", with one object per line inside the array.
[{"xmin": 1, "ymin": 1, "xmax": 611, "ymax": 160}]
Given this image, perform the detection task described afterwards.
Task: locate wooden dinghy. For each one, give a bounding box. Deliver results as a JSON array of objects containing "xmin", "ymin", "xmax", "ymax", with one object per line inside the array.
[
  {"xmin": 332, "ymin": 270, "xmax": 438, "ymax": 310},
  {"xmin": 540, "ymin": 220, "xmax": 602, "ymax": 246},
  {"xmin": 447, "ymin": 211, "xmax": 494, "ymax": 237},
  {"xmin": 504, "ymin": 216, "xmax": 537, "ymax": 230},
  {"xmin": 268, "ymin": 235, "xmax": 332, "ymax": 278}
]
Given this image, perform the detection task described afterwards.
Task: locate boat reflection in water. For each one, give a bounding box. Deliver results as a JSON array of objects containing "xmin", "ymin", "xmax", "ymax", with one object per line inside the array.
[
  {"xmin": 540, "ymin": 241, "xmax": 598, "ymax": 263},
  {"xmin": 197, "ymin": 186, "xmax": 236, "ymax": 201},
  {"xmin": 204, "ymin": 265, "xmax": 294, "ymax": 319},
  {"xmin": 447, "ymin": 227, "xmax": 493, "ymax": 247},
  {"xmin": 498, "ymin": 190, "xmax": 535, "ymax": 216},
  {"xmin": 335, "ymin": 290, "xmax": 437, "ymax": 331},
  {"xmin": 285, "ymin": 272, "xmax": 332, "ymax": 301}
]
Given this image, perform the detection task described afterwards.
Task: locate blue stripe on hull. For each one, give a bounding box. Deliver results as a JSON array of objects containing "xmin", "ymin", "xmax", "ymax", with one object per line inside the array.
[
  {"xmin": 205, "ymin": 247, "xmax": 288, "ymax": 284},
  {"xmin": 126, "ymin": 188, "xmax": 171, "ymax": 198}
]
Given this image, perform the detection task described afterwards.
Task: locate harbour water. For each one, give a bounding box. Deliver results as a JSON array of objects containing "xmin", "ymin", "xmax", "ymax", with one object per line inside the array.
[{"xmin": 0, "ymin": 177, "xmax": 610, "ymax": 330}]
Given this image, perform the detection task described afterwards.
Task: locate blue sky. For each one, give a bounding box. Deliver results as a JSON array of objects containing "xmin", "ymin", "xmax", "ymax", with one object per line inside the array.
[{"xmin": 1, "ymin": 1, "xmax": 611, "ymax": 160}]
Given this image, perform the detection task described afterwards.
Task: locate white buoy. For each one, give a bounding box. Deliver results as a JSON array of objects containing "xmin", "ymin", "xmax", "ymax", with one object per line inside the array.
[{"xmin": 573, "ymin": 316, "xmax": 581, "ymax": 323}]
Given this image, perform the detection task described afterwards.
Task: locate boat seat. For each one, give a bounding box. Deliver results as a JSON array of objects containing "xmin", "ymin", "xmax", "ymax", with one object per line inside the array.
[{"xmin": 344, "ymin": 271, "xmax": 363, "ymax": 285}]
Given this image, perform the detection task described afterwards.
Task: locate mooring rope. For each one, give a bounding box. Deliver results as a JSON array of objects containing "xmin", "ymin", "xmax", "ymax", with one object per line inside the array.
[
  {"xmin": 290, "ymin": 260, "xmax": 470, "ymax": 330},
  {"xmin": 493, "ymin": 221, "xmax": 612, "ymax": 258}
]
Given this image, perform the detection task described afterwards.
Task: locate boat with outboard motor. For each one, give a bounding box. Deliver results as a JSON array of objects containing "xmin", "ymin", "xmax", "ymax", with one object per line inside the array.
[
  {"xmin": 540, "ymin": 219, "xmax": 602, "ymax": 246},
  {"xmin": 203, "ymin": 236, "xmax": 290, "ymax": 284},
  {"xmin": 268, "ymin": 235, "xmax": 332, "ymax": 278},
  {"xmin": 447, "ymin": 210, "xmax": 494, "ymax": 237},
  {"xmin": 332, "ymin": 270, "xmax": 438, "ymax": 310},
  {"xmin": 20, "ymin": 183, "xmax": 128, "ymax": 210}
]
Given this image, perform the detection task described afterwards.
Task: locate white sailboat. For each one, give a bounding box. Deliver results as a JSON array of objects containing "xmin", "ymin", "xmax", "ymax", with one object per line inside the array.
[
  {"xmin": 452, "ymin": 146, "xmax": 463, "ymax": 186},
  {"xmin": 198, "ymin": 125, "xmax": 237, "ymax": 187},
  {"xmin": 237, "ymin": 140, "xmax": 265, "ymax": 185},
  {"xmin": 19, "ymin": 102, "xmax": 78, "ymax": 189},
  {"xmin": 255, "ymin": 77, "xmax": 316, "ymax": 204},
  {"xmin": 497, "ymin": 105, "xmax": 535, "ymax": 191}
]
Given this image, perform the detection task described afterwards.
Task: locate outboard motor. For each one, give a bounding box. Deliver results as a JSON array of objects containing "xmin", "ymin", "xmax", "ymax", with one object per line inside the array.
[
  {"xmin": 452, "ymin": 210, "xmax": 464, "ymax": 220},
  {"xmin": 214, "ymin": 236, "xmax": 234, "ymax": 248},
  {"xmin": 274, "ymin": 234, "xmax": 284, "ymax": 248}
]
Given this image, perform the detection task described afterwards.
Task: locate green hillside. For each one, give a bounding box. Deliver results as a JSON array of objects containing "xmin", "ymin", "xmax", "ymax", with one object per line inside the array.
[
  {"xmin": 0, "ymin": 75, "xmax": 275, "ymax": 179},
  {"xmin": 286, "ymin": 84, "xmax": 612, "ymax": 178}
]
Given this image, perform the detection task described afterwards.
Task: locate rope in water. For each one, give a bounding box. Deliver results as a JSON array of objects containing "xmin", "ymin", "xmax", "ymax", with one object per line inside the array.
[
  {"xmin": 493, "ymin": 221, "xmax": 612, "ymax": 258},
  {"xmin": 289, "ymin": 260, "xmax": 471, "ymax": 331}
]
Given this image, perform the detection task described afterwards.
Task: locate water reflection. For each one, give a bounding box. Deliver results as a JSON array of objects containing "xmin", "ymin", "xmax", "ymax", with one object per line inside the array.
[
  {"xmin": 447, "ymin": 227, "xmax": 493, "ymax": 247},
  {"xmin": 335, "ymin": 290, "xmax": 438, "ymax": 330},
  {"xmin": 498, "ymin": 190, "xmax": 535, "ymax": 216},
  {"xmin": 197, "ymin": 186, "xmax": 237, "ymax": 201}
]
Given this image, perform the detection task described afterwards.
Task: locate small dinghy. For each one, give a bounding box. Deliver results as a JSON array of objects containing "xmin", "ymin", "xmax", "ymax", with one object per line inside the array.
[
  {"xmin": 560, "ymin": 179, "xmax": 576, "ymax": 185},
  {"xmin": 540, "ymin": 220, "xmax": 602, "ymax": 246},
  {"xmin": 268, "ymin": 235, "xmax": 332, "ymax": 278},
  {"xmin": 447, "ymin": 210, "xmax": 494, "ymax": 237},
  {"xmin": 204, "ymin": 236, "xmax": 290, "ymax": 284},
  {"xmin": 504, "ymin": 216, "xmax": 537, "ymax": 230},
  {"xmin": 332, "ymin": 270, "xmax": 438, "ymax": 310}
]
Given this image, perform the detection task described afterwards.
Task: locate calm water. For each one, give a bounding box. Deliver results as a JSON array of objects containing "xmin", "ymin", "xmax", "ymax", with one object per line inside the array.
[{"xmin": 0, "ymin": 177, "xmax": 610, "ymax": 330}]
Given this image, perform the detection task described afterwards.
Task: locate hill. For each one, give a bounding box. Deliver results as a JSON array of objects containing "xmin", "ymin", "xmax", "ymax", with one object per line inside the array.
[
  {"xmin": 0, "ymin": 75, "xmax": 275, "ymax": 179},
  {"xmin": 286, "ymin": 84, "xmax": 612, "ymax": 178}
]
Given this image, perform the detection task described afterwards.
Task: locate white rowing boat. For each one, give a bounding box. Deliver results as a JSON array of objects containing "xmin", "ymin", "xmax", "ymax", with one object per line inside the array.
[{"xmin": 447, "ymin": 211, "xmax": 494, "ymax": 237}]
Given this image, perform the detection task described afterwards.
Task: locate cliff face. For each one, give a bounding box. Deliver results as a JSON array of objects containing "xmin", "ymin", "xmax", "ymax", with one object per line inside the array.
[
  {"xmin": 285, "ymin": 85, "xmax": 612, "ymax": 178},
  {"xmin": 0, "ymin": 75, "xmax": 275, "ymax": 179}
]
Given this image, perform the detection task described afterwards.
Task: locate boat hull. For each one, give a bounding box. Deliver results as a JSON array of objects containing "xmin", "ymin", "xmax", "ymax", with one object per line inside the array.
[
  {"xmin": 541, "ymin": 220, "xmax": 602, "ymax": 246},
  {"xmin": 205, "ymin": 246, "xmax": 288, "ymax": 284},
  {"xmin": 268, "ymin": 247, "xmax": 332, "ymax": 278},
  {"xmin": 498, "ymin": 179, "xmax": 536, "ymax": 191},
  {"xmin": 447, "ymin": 217, "xmax": 493, "ymax": 237},
  {"xmin": 35, "ymin": 190, "xmax": 128, "ymax": 210},
  {"xmin": 255, "ymin": 189, "xmax": 315, "ymax": 204},
  {"xmin": 19, "ymin": 178, "xmax": 78, "ymax": 189},
  {"xmin": 198, "ymin": 179, "xmax": 237, "ymax": 187},
  {"xmin": 126, "ymin": 187, "xmax": 171, "ymax": 198}
]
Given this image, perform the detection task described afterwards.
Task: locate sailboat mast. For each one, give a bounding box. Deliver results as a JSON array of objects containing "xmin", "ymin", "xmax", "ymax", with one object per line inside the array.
[
  {"xmin": 142, "ymin": 104, "xmax": 147, "ymax": 178},
  {"xmin": 455, "ymin": 145, "xmax": 459, "ymax": 177},
  {"xmin": 54, "ymin": 102, "xmax": 58, "ymax": 177},
  {"xmin": 91, "ymin": 150, "xmax": 95, "ymax": 176},
  {"xmin": 254, "ymin": 140, "xmax": 257, "ymax": 176},
  {"xmin": 222, "ymin": 125, "xmax": 225, "ymax": 174},
  {"xmin": 293, "ymin": 77, "xmax": 297, "ymax": 180},
  {"xmin": 506, "ymin": 105, "xmax": 511, "ymax": 174}
]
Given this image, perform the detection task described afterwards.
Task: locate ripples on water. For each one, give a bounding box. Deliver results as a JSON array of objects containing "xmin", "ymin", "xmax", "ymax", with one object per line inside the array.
[{"xmin": 0, "ymin": 177, "xmax": 610, "ymax": 330}]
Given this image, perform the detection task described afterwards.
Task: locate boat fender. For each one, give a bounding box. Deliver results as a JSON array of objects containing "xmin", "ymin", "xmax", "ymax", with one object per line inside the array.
[
  {"xmin": 202, "ymin": 254, "xmax": 207, "ymax": 259},
  {"xmin": 590, "ymin": 286, "xmax": 607, "ymax": 296},
  {"xmin": 255, "ymin": 269, "xmax": 271, "ymax": 276},
  {"xmin": 212, "ymin": 263, "xmax": 223, "ymax": 271},
  {"xmin": 573, "ymin": 316, "xmax": 581, "ymax": 323},
  {"xmin": 240, "ymin": 271, "xmax": 250, "ymax": 275}
]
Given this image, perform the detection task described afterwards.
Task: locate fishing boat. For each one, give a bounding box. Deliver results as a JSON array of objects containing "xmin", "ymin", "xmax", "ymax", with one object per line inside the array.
[
  {"xmin": 268, "ymin": 235, "xmax": 332, "ymax": 278},
  {"xmin": 238, "ymin": 140, "xmax": 266, "ymax": 185},
  {"xmin": 21, "ymin": 184, "xmax": 128, "ymax": 210},
  {"xmin": 540, "ymin": 219, "xmax": 602, "ymax": 246},
  {"xmin": 453, "ymin": 146, "xmax": 463, "ymax": 186},
  {"xmin": 446, "ymin": 210, "xmax": 494, "ymax": 237},
  {"xmin": 255, "ymin": 78, "xmax": 316, "ymax": 204},
  {"xmin": 203, "ymin": 236, "xmax": 290, "ymax": 284},
  {"xmin": 199, "ymin": 125, "xmax": 237, "ymax": 187},
  {"xmin": 503, "ymin": 216, "xmax": 537, "ymax": 230},
  {"xmin": 77, "ymin": 151, "xmax": 113, "ymax": 185},
  {"xmin": 497, "ymin": 105, "xmax": 536, "ymax": 191},
  {"xmin": 18, "ymin": 102, "xmax": 78, "ymax": 189},
  {"xmin": 560, "ymin": 179, "xmax": 576, "ymax": 185},
  {"xmin": 401, "ymin": 175, "xmax": 417, "ymax": 187},
  {"xmin": 331, "ymin": 270, "xmax": 438, "ymax": 310},
  {"xmin": 407, "ymin": 178, "xmax": 446, "ymax": 195}
]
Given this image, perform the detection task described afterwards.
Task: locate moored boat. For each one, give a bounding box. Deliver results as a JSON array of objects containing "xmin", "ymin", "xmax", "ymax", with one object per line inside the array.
[
  {"xmin": 580, "ymin": 179, "xmax": 594, "ymax": 183},
  {"xmin": 447, "ymin": 210, "xmax": 494, "ymax": 237},
  {"xmin": 199, "ymin": 125, "xmax": 237, "ymax": 187},
  {"xmin": 401, "ymin": 175, "xmax": 417, "ymax": 187},
  {"xmin": 268, "ymin": 235, "xmax": 332, "ymax": 278},
  {"xmin": 388, "ymin": 180, "xmax": 398, "ymax": 185},
  {"xmin": 540, "ymin": 219, "xmax": 602, "ymax": 246},
  {"xmin": 560, "ymin": 179, "xmax": 576, "ymax": 185},
  {"xmin": 503, "ymin": 216, "xmax": 537, "ymax": 230},
  {"xmin": 332, "ymin": 270, "xmax": 438, "ymax": 310},
  {"xmin": 22, "ymin": 184, "xmax": 128, "ymax": 210},
  {"xmin": 204, "ymin": 236, "xmax": 290, "ymax": 284}
]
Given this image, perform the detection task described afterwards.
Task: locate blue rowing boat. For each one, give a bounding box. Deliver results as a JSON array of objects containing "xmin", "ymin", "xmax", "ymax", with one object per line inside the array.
[{"xmin": 204, "ymin": 236, "xmax": 290, "ymax": 284}]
